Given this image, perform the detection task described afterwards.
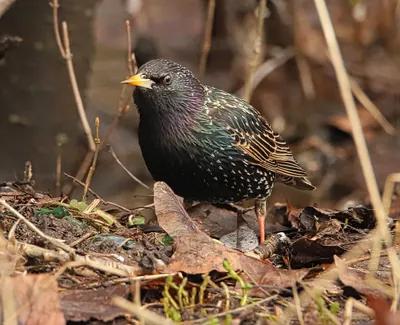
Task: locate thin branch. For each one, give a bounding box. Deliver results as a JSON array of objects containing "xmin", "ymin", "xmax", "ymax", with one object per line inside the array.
[
  {"xmin": 198, "ymin": 0, "xmax": 215, "ymax": 78},
  {"xmin": 61, "ymin": 22, "xmax": 95, "ymax": 151},
  {"xmin": 0, "ymin": 199, "xmax": 74, "ymax": 254},
  {"xmin": 107, "ymin": 145, "xmax": 149, "ymax": 190},
  {"xmin": 50, "ymin": 0, "xmax": 95, "ymax": 151},
  {"xmin": 242, "ymin": 0, "xmax": 267, "ymax": 102},
  {"xmin": 50, "ymin": 0, "xmax": 65, "ymax": 58},
  {"xmin": 83, "ymin": 117, "xmax": 101, "ymax": 201},
  {"xmin": 125, "ymin": 20, "xmax": 135, "ymax": 76}
]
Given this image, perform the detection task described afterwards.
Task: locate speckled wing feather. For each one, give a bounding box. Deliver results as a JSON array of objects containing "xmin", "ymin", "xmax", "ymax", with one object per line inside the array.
[{"xmin": 203, "ymin": 86, "xmax": 308, "ymax": 179}]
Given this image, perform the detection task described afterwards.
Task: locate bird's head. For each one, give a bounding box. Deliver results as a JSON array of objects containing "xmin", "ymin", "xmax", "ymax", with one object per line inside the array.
[{"xmin": 122, "ymin": 59, "xmax": 204, "ymax": 117}]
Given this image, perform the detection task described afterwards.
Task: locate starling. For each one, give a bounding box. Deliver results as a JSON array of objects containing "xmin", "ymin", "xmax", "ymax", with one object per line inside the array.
[{"xmin": 122, "ymin": 59, "xmax": 315, "ymax": 243}]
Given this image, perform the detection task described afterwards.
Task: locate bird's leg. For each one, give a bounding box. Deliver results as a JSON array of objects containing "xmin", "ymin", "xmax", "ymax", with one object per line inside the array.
[{"xmin": 255, "ymin": 198, "xmax": 267, "ymax": 244}]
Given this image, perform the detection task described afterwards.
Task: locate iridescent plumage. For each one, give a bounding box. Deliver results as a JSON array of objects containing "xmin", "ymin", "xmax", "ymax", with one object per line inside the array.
[{"xmin": 126, "ymin": 59, "xmax": 315, "ymax": 243}]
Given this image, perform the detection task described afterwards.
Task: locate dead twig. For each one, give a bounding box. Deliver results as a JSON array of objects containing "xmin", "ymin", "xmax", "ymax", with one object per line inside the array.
[
  {"xmin": 242, "ymin": 0, "xmax": 267, "ymax": 102},
  {"xmin": 198, "ymin": 0, "xmax": 215, "ymax": 78},
  {"xmin": 50, "ymin": 0, "xmax": 96, "ymax": 196},
  {"xmin": 83, "ymin": 117, "xmax": 101, "ymax": 201},
  {"xmin": 107, "ymin": 145, "xmax": 149, "ymax": 190},
  {"xmin": 50, "ymin": 0, "xmax": 65, "ymax": 57},
  {"xmin": 0, "ymin": 199, "xmax": 74, "ymax": 254}
]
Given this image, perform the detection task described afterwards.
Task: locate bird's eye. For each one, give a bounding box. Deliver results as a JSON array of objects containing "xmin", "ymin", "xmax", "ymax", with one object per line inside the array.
[{"xmin": 163, "ymin": 75, "xmax": 171, "ymax": 85}]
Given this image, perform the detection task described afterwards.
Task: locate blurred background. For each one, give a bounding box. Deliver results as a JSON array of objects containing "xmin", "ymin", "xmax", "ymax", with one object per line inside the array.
[{"xmin": 0, "ymin": 0, "xmax": 399, "ymax": 211}]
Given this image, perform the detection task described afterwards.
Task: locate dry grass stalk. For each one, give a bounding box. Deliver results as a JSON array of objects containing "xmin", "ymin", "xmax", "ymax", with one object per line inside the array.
[
  {"xmin": 198, "ymin": 0, "xmax": 215, "ymax": 78},
  {"xmin": 343, "ymin": 297, "xmax": 375, "ymax": 325},
  {"xmin": 279, "ymin": 0, "xmax": 398, "ymax": 321},
  {"xmin": 112, "ymin": 297, "xmax": 173, "ymax": 325},
  {"xmin": 242, "ymin": 0, "xmax": 267, "ymax": 102},
  {"xmin": 54, "ymin": 259, "xmax": 141, "ymax": 278},
  {"xmin": 313, "ymin": 0, "xmax": 391, "ymax": 242},
  {"xmin": 83, "ymin": 117, "xmax": 101, "ymax": 201}
]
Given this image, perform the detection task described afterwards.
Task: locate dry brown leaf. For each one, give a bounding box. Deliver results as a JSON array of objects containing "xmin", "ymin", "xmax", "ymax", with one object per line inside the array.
[
  {"xmin": 60, "ymin": 284, "xmax": 130, "ymax": 322},
  {"xmin": 0, "ymin": 274, "xmax": 65, "ymax": 325},
  {"xmin": 334, "ymin": 256, "xmax": 391, "ymax": 298},
  {"xmin": 154, "ymin": 182, "xmax": 305, "ymax": 290}
]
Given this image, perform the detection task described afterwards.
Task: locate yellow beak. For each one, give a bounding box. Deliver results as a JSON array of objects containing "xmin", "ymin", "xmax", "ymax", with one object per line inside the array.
[{"xmin": 121, "ymin": 74, "xmax": 154, "ymax": 89}]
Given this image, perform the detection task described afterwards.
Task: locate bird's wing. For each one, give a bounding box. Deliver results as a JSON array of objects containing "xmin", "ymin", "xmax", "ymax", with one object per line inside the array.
[{"xmin": 203, "ymin": 86, "xmax": 307, "ymax": 178}]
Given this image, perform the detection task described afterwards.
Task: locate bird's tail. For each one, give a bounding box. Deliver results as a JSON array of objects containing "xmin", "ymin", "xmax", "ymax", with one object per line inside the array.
[{"xmin": 275, "ymin": 174, "xmax": 316, "ymax": 191}]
